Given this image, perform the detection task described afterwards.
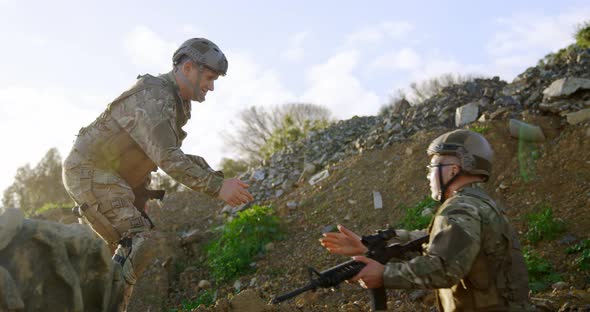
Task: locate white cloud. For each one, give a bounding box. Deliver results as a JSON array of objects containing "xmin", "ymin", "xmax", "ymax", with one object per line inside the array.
[
  {"xmin": 487, "ymin": 6, "xmax": 590, "ymax": 80},
  {"xmin": 124, "ymin": 26, "xmax": 176, "ymax": 73},
  {"xmin": 489, "ymin": 9, "xmax": 589, "ymax": 56},
  {"xmin": 281, "ymin": 31, "xmax": 309, "ymax": 62},
  {"xmin": 301, "ymin": 50, "xmax": 380, "ymax": 119},
  {"xmin": 345, "ymin": 21, "xmax": 414, "ymax": 46},
  {"xmin": 180, "ymin": 24, "xmax": 206, "ymax": 36},
  {"xmin": 0, "ymin": 86, "xmax": 103, "ymax": 200},
  {"xmin": 371, "ymin": 47, "xmax": 421, "ymax": 71}
]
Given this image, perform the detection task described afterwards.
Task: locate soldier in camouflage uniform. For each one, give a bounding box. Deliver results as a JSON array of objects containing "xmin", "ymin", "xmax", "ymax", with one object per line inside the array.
[
  {"xmin": 62, "ymin": 38, "xmax": 254, "ymax": 311},
  {"xmin": 320, "ymin": 129, "xmax": 531, "ymax": 311}
]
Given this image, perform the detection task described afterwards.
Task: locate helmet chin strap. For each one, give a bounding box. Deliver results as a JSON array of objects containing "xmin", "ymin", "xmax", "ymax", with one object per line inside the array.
[
  {"xmin": 176, "ymin": 64, "xmax": 205, "ymax": 102},
  {"xmin": 436, "ymin": 167, "xmax": 462, "ymax": 203}
]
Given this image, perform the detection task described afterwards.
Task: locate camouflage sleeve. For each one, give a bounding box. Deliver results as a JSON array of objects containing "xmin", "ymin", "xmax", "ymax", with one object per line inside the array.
[
  {"xmin": 383, "ymin": 200, "xmax": 481, "ymax": 289},
  {"xmin": 394, "ymin": 229, "xmax": 428, "ymax": 243},
  {"xmin": 109, "ymin": 86, "xmax": 224, "ymax": 197}
]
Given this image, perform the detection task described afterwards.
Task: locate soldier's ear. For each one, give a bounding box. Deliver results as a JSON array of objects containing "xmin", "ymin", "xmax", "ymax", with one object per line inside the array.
[{"xmin": 181, "ymin": 60, "xmax": 193, "ymax": 75}]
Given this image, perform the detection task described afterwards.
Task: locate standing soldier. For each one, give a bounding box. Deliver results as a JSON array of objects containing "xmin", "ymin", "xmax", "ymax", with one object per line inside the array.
[
  {"xmin": 62, "ymin": 38, "xmax": 253, "ymax": 311},
  {"xmin": 320, "ymin": 129, "xmax": 531, "ymax": 311}
]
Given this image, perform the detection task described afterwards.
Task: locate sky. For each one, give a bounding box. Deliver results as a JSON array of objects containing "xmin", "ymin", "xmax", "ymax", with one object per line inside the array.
[{"xmin": 0, "ymin": 0, "xmax": 589, "ymax": 201}]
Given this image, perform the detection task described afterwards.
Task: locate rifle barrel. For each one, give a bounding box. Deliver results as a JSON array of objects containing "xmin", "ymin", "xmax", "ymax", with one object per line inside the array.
[{"xmin": 272, "ymin": 283, "xmax": 316, "ymax": 304}]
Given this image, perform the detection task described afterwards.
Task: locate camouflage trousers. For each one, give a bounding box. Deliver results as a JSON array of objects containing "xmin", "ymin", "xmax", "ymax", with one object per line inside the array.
[{"xmin": 62, "ymin": 149, "xmax": 159, "ymax": 300}]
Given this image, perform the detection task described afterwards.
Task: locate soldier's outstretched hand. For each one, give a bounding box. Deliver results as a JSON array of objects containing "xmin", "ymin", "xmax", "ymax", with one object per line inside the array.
[
  {"xmin": 319, "ymin": 224, "xmax": 368, "ymax": 256},
  {"xmin": 218, "ymin": 178, "xmax": 254, "ymax": 207}
]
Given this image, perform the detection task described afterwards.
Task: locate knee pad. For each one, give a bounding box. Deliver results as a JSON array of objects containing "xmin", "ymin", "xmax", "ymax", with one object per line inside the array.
[{"xmin": 120, "ymin": 232, "xmax": 161, "ymax": 285}]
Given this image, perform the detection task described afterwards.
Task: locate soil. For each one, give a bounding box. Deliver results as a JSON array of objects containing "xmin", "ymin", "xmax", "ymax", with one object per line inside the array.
[{"xmin": 122, "ymin": 117, "xmax": 590, "ymax": 311}]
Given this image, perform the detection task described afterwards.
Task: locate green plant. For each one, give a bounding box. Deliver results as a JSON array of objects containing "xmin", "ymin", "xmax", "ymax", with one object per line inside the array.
[
  {"xmin": 179, "ymin": 290, "xmax": 216, "ymax": 309},
  {"xmin": 523, "ymin": 247, "xmax": 561, "ymax": 293},
  {"xmin": 566, "ymin": 239, "xmax": 590, "ymax": 271},
  {"xmin": 469, "ymin": 125, "xmax": 490, "ymax": 134},
  {"xmin": 206, "ymin": 205, "xmax": 284, "ymax": 282},
  {"xmin": 397, "ymin": 197, "xmax": 437, "ymax": 230},
  {"xmin": 541, "ymin": 44, "xmax": 576, "ymax": 65},
  {"xmin": 525, "ymin": 205, "xmax": 565, "ymax": 244},
  {"xmin": 196, "ymin": 289, "xmax": 216, "ymax": 307},
  {"xmin": 575, "ymin": 21, "xmax": 590, "ymax": 48}
]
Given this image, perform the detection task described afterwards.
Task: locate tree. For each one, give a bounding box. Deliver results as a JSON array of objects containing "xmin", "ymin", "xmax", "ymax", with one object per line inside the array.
[
  {"xmin": 408, "ymin": 73, "xmax": 479, "ymax": 105},
  {"xmin": 379, "ymin": 88, "xmax": 408, "ymax": 116},
  {"xmin": 575, "ymin": 20, "xmax": 590, "ymax": 48},
  {"xmin": 223, "ymin": 103, "xmax": 332, "ymax": 162},
  {"xmin": 2, "ymin": 148, "xmax": 73, "ymax": 216},
  {"xmin": 219, "ymin": 158, "xmax": 249, "ymax": 178}
]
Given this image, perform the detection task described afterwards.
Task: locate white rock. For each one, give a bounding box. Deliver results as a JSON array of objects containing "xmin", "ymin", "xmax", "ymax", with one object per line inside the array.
[
  {"xmin": 309, "ymin": 170, "xmax": 329, "ymax": 186},
  {"xmin": 543, "ymin": 77, "xmax": 590, "ymax": 100},
  {"xmin": 565, "ymin": 108, "xmax": 590, "ymax": 125},
  {"xmin": 198, "ymin": 280, "xmax": 211, "ymax": 289},
  {"xmin": 455, "ymin": 102, "xmax": 479, "ymax": 127},
  {"xmin": 373, "ymin": 191, "xmax": 383, "ymax": 209}
]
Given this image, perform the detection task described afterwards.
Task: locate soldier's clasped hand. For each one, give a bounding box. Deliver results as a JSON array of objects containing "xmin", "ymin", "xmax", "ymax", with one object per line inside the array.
[
  {"xmin": 349, "ymin": 256, "xmax": 385, "ymax": 289},
  {"xmin": 218, "ymin": 178, "xmax": 254, "ymax": 207}
]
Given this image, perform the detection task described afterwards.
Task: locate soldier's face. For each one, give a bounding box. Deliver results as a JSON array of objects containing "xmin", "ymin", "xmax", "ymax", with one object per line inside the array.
[
  {"xmin": 427, "ymin": 155, "xmax": 460, "ymax": 200},
  {"xmin": 186, "ymin": 65, "xmax": 219, "ymax": 101}
]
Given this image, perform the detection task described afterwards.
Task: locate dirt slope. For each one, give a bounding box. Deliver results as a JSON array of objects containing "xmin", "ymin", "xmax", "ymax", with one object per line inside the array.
[{"xmin": 143, "ymin": 117, "xmax": 589, "ymax": 311}]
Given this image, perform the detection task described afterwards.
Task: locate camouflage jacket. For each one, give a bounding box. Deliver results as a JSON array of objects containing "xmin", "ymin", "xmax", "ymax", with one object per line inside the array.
[
  {"xmin": 383, "ymin": 187, "xmax": 530, "ymax": 311},
  {"xmin": 72, "ymin": 71, "xmax": 224, "ymax": 196}
]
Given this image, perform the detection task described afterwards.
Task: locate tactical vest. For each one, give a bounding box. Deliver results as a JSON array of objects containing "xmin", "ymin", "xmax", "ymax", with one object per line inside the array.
[
  {"xmin": 434, "ymin": 188, "xmax": 530, "ymax": 311},
  {"xmin": 74, "ymin": 73, "xmax": 188, "ymax": 188}
]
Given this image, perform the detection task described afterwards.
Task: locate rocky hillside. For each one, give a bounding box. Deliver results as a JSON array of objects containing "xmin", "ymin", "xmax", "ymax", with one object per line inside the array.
[
  {"xmin": 121, "ymin": 44, "xmax": 590, "ymax": 312},
  {"xmin": 37, "ymin": 45, "xmax": 590, "ymax": 311}
]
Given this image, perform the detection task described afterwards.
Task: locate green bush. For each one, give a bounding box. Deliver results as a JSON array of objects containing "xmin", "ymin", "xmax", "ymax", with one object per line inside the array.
[
  {"xmin": 575, "ymin": 21, "xmax": 590, "ymax": 48},
  {"xmin": 397, "ymin": 197, "xmax": 437, "ymax": 230},
  {"xmin": 541, "ymin": 44, "xmax": 576, "ymax": 65},
  {"xmin": 523, "ymin": 247, "xmax": 561, "ymax": 293},
  {"xmin": 566, "ymin": 239, "xmax": 590, "ymax": 271},
  {"xmin": 525, "ymin": 205, "xmax": 565, "ymax": 244},
  {"xmin": 206, "ymin": 205, "xmax": 284, "ymax": 282},
  {"xmin": 187, "ymin": 290, "xmax": 216, "ymax": 309}
]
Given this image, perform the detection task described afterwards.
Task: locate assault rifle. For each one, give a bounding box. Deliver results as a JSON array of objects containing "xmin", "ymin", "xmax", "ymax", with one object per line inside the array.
[{"xmin": 272, "ymin": 228, "xmax": 428, "ymax": 311}]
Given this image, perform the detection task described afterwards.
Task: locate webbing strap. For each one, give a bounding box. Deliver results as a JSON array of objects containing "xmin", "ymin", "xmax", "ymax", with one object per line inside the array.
[{"xmin": 78, "ymin": 164, "xmax": 98, "ymax": 206}]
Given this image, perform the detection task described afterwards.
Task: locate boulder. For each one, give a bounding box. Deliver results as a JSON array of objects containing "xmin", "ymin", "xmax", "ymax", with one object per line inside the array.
[
  {"xmin": 508, "ymin": 119, "xmax": 546, "ymax": 142},
  {"xmin": 0, "ymin": 207, "xmax": 124, "ymax": 311},
  {"xmin": 455, "ymin": 102, "xmax": 479, "ymax": 127},
  {"xmin": 543, "ymin": 77, "xmax": 590, "ymax": 101}
]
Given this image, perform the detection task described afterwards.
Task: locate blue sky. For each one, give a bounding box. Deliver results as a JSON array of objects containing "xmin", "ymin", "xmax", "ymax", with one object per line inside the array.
[{"xmin": 0, "ymin": 0, "xmax": 588, "ymax": 200}]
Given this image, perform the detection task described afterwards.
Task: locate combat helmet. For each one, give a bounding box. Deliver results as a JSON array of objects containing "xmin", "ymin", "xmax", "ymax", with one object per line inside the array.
[
  {"xmin": 427, "ymin": 129, "xmax": 493, "ymax": 181},
  {"xmin": 172, "ymin": 38, "xmax": 228, "ymax": 76}
]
